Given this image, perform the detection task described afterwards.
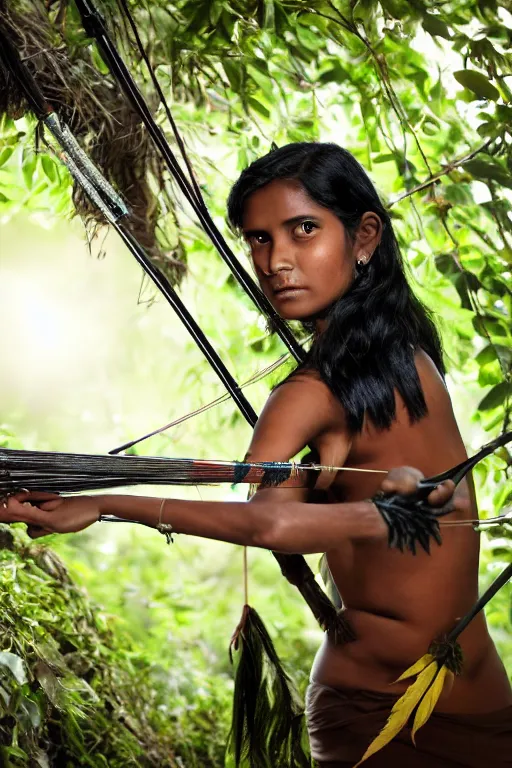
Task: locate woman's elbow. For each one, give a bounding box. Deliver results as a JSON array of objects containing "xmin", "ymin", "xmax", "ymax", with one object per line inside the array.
[
  {"xmin": 250, "ymin": 508, "xmax": 305, "ymax": 553},
  {"xmin": 251, "ymin": 520, "xmax": 284, "ymax": 551}
]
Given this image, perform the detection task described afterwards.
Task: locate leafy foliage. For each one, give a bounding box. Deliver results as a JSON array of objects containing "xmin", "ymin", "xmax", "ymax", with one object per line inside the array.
[{"xmin": 0, "ymin": 524, "xmax": 231, "ymax": 767}]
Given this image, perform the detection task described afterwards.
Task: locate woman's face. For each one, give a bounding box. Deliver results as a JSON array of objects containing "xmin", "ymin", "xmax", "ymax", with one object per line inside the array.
[{"xmin": 242, "ymin": 179, "xmax": 359, "ymax": 321}]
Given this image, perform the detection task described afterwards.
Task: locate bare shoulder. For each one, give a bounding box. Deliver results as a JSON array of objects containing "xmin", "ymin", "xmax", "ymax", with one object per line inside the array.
[
  {"xmin": 247, "ymin": 369, "xmax": 348, "ymax": 462},
  {"xmin": 414, "ymin": 348, "xmax": 461, "ymax": 422},
  {"xmin": 415, "ymin": 348, "xmax": 449, "ymax": 396}
]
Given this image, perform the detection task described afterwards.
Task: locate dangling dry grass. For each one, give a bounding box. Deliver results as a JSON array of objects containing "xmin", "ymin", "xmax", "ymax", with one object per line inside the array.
[{"xmin": 0, "ymin": 0, "xmax": 186, "ymax": 283}]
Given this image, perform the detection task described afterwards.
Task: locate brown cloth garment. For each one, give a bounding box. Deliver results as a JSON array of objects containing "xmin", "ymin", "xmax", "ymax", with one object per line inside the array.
[{"xmin": 306, "ymin": 681, "xmax": 512, "ymax": 768}]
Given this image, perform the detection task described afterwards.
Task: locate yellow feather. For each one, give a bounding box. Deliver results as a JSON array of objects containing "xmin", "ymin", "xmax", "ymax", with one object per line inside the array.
[
  {"xmin": 411, "ymin": 665, "xmax": 448, "ymax": 744},
  {"xmin": 393, "ymin": 653, "xmax": 435, "ymax": 683},
  {"xmin": 354, "ymin": 662, "xmax": 438, "ymax": 766}
]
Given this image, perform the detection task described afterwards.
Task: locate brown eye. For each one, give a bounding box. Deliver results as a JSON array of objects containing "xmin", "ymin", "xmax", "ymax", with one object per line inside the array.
[
  {"xmin": 247, "ymin": 233, "xmax": 270, "ymax": 246},
  {"xmin": 295, "ymin": 220, "xmax": 317, "ymax": 237}
]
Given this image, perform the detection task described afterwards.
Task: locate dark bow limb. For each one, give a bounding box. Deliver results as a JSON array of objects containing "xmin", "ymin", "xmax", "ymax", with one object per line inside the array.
[
  {"xmin": 401, "ymin": 430, "xmax": 512, "ymax": 504},
  {"xmin": 0, "ymin": 23, "xmax": 258, "ymax": 423},
  {"xmin": 73, "ymin": 0, "xmax": 304, "ymax": 364}
]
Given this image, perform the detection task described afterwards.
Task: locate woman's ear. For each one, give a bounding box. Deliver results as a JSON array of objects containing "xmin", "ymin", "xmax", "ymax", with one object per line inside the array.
[{"xmin": 354, "ymin": 212, "xmax": 382, "ymax": 265}]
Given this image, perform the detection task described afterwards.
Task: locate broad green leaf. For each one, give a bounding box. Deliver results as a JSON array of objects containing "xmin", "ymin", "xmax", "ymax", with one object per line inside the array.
[
  {"xmin": 18, "ymin": 695, "xmax": 42, "ymax": 730},
  {"xmin": 422, "ymin": 14, "xmax": 452, "ymax": 39},
  {"xmin": 22, "ymin": 150, "xmax": 37, "ymax": 189},
  {"xmin": 463, "ymin": 158, "xmax": 512, "ymax": 189},
  {"xmin": 478, "ymin": 382, "xmax": 512, "ymax": 411},
  {"xmin": 476, "ymin": 345, "xmax": 497, "ymax": 366},
  {"xmin": 454, "ymin": 70, "xmax": 500, "ymax": 101}
]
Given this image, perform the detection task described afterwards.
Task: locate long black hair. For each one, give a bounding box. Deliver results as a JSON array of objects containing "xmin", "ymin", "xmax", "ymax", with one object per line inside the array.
[{"xmin": 227, "ymin": 142, "xmax": 444, "ymax": 433}]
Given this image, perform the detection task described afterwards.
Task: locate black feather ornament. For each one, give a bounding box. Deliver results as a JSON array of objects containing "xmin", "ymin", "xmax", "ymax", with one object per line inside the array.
[{"xmin": 228, "ymin": 605, "xmax": 311, "ymax": 768}]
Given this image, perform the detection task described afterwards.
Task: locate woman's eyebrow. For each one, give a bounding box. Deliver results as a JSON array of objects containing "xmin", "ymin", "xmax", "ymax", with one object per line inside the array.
[
  {"xmin": 242, "ymin": 227, "xmax": 267, "ymax": 239},
  {"xmin": 282, "ymin": 214, "xmax": 321, "ymax": 226},
  {"xmin": 243, "ymin": 214, "xmax": 321, "ymax": 237}
]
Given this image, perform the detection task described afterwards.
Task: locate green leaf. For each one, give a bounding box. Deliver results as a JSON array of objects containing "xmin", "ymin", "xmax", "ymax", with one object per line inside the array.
[
  {"xmin": 373, "ymin": 153, "xmax": 396, "ymax": 164},
  {"xmin": 476, "ymin": 345, "xmax": 497, "ymax": 366},
  {"xmin": 41, "ymin": 155, "xmax": 57, "ymax": 183},
  {"xmin": 353, "ymin": 0, "xmax": 378, "ymax": 23},
  {"xmin": 296, "ymin": 25, "xmax": 322, "ymax": 51},
  {"xmin": 91, "ymin": 44, "xmax": 109, "ymax": 76},
  {"xmin": 22, "ymin": 151, "xmax": 37, "ymax": 190},
  {"xmin": 318, "ymin": 61, "xmax": 347, "ymax": 84},
  {"xmin": 262, "ymin": 0, "xmax": 275, "ymax": 29},
  {"xmin": 0, "ymin": 146, "xmax": 14, "ymax": 168},
  {"xmin": 18, "ymin": 695, "xmax": 42, "ymax": 730},
  {"xmin": 421, "ymin": 116, "xmax": 441, "ymax": 136},
  {"xmin": 454, "ymin": 70, "xmax": 500, "ymax": 101},
  {"xmin": 478, "ymin": 382, "xmax": 512, "ymax": 411},
  {"xmin": 379, "ymin": 0, "xmax": 412, "ymax": 19},
  {"xmin": 422, "ymin": 14, "xmax": 452, "ymax": 39},
  {"xmin": 2, "ymin": 745, "xmax": 29, "ymax": 759},
  {"xmin": 463, "ymin": 157, "xmax": 512, "ymax": 189},
  {"xmin": 247, "ymin": 97, "xmax": 270, "ymax": 120},
  {"xmin": 0, "ymin": 652, "xmax": 28, "ymax": 685},
  {"xmin": 443, "ymin": 183, "xmax": 473, "ymax": 206}
]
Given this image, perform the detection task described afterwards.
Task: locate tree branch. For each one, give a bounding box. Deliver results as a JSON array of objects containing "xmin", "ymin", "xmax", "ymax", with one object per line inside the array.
[{"xmin": 387, "ymin": 138, "xmax": 493, "ymax": 207}]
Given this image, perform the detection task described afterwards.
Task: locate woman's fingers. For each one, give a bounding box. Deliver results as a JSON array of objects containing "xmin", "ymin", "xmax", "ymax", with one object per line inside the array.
[
  {"xmin": 426, "ymin": 480, "xmax": 456, "ymax": 508},
  {"xmin": 380, "ymin": 467, "xmax": 424, "ymax": 495},
  {"xmin": 381, "ymin": 471, "xmax": 470, "ymax": 516},
  {"xmin": 12, "ymin": 491, "xmax": 61, "ymax": 504},
  {"xmin": 38, "ymin": 499, "xmax": 64, "ymax": 511},
  {"xmin": 26, "ymin": 525, "xmax": 55, "ymax": 539},
  {"xmin": 428, "ymin": 483, "xmax": 471, "ymax": 516},
  {"xmin": 3, "ymin": 497, "xmax": 54, "ymax": 528},
  {"xmin": 1, "ymin": 494, "xmax": 99, "ymax": 536}
]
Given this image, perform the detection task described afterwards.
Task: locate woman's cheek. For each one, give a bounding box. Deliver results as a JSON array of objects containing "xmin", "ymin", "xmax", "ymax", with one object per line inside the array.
[{"xmin": 310, "ymin": 259, "xmax": 353, "ymax": 300}]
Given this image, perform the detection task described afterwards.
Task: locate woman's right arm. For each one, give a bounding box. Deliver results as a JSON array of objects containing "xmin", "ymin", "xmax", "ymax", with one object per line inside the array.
[{"xmin": 1, "ymin": 468, "xmax": 460, "ymax": 553}]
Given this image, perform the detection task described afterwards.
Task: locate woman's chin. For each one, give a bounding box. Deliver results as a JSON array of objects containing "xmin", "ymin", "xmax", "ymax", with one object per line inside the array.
[{"xmin": 274, "ymin": 305, "xmax": 317, "ymax": 322}]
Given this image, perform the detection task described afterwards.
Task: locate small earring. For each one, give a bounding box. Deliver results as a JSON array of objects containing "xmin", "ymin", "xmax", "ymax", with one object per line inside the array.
[{"xmin": 356, "ymin": 257, "xmax": 367, "ymax": 268}]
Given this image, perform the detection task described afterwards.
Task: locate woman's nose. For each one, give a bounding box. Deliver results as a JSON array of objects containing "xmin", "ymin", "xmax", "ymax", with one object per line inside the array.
[{"xmin": 267, "ymin": 237, "xmax": 293, "ymax": 274}]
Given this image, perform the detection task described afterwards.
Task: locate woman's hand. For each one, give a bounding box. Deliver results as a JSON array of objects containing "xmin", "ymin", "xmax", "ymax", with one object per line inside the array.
[
  {"xmin": 379, "ymin": 467, "xmax": 470, "ymax": 515},
  {"xmin": 1, "ymin": 492, "xmax": 101, "ymax": 539}
]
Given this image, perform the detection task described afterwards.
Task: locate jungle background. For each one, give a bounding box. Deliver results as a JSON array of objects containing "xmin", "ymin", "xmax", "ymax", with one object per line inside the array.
[{"xmin": 0, "ymin": 0, "xmax": 511, "ymax": 765}]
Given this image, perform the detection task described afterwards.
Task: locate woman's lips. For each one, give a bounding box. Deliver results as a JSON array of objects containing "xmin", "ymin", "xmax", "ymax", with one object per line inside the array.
[{"xmin": 273, "ymin": 286, "xmax": 306, "ymax": 299}]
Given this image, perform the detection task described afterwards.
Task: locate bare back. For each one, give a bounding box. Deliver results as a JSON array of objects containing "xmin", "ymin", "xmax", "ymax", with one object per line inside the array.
[{"xmin": 310, "ymin": 351, "xmax": 511, "ymax": 712}]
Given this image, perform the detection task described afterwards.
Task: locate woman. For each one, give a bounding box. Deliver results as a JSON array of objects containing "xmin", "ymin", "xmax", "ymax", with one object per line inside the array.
[{"xmin": 4, "ymin": 143, "xmax": 511, "ymax": 766}]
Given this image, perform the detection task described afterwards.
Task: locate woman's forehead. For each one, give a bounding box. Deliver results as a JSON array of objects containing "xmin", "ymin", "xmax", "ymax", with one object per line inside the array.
[{"xmin": 242, "ymin": 179, "xmax": 324, "ymax": 228}]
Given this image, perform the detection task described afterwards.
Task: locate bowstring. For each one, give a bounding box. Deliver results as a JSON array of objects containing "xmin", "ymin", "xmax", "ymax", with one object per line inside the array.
[{"xmin": 109, "ymin": 337, "xmax": 313, "ymax": 455}]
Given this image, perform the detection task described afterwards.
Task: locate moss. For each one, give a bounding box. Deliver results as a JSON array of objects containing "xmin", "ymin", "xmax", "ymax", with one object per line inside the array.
[{"xmin": 0, "ymin": 525, "xmax": 226, "ymax": 767}]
